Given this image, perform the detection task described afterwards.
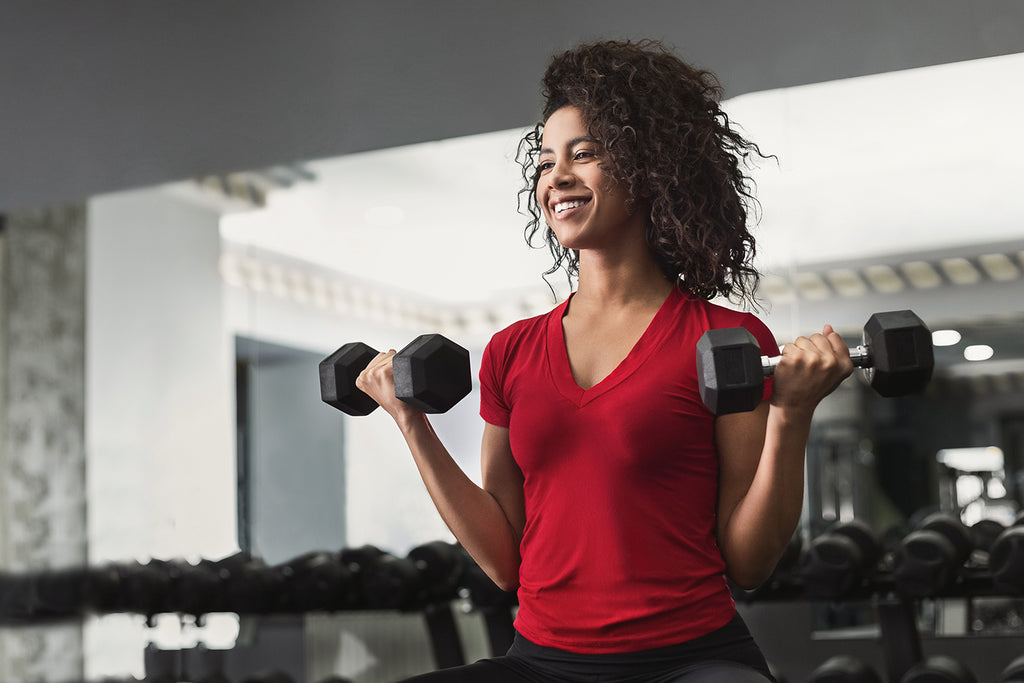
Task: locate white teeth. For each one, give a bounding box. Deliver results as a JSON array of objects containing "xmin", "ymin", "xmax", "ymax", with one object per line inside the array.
[{"xmin": 554, "ymin": 199, "xmax": 588, "ymax": 213}]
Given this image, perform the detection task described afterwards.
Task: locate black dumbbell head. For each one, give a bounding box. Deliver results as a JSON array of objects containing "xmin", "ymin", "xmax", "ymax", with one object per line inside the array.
[
  {"xmin": 970, "ymin": 518, "xmax": 1006, "ymax": 553},
  {"xmin": 408, "ymin": 541, "xmax": 466, "ymax": 596},
  {"xmin": 319, "ymin": 342, "xmax": 380, "ymax": 416},
  {"xmin": 393, "ymin": 334, "xmax": 471, "ymax": 413},
  {"xmin": 808, "ymin": 655, "xmax": 882, "ymax": 682},
  {"xmin": 893, "ymin": 513, "xmax": 971, "ymax": 598},
  {"xmin": 277, "ymin": 551, "xmax": 353, "ymax": 613},
  {"xmin": 899, "ymin": 655, "xmax": 976, "ymax": 682},
  {"xmin": 861, "ymin": 310, "xmax": 933, "ymax": 397},
  {"xmin": 990, "ymin": 526, "xmax": 1024, "ymax": 594},
  {"xmin": 363, "ymin": 554, "xmax": 421, "ymax": 610},
  {"xmin": 920, "ymin": 513, "xmax": 973, "ymax": 561},
  {"xmin": 695, "ymin": 327, "xmax": 764, "ymax": 415},
  {"xmin": 1002, "ymin": 654, "xmax": 1024, "ymax": 682},
  {"xmin": 800, "ymin": 520, "xmax": 881, "ymax": 599}
]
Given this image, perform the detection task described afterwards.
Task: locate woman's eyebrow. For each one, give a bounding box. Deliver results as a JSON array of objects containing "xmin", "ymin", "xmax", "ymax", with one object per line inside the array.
[{"xmin": 539, "ymin": 135, "xmax": 600, "ymax": 156}]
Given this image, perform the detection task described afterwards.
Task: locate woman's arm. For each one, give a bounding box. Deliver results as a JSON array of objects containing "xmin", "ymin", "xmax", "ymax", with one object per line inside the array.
[
  {"xmin": 715, "ymin": 326, "xmax": 853, "ymax": 589},
  {"xmin": 356, "ymin": 351, "xmax": 525, "ymax": 591}
]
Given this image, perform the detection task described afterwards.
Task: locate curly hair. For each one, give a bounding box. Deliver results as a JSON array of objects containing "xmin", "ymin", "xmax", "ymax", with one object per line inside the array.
[{"xmin": 518, "ymin": 39, "xmax": 768, "ymax": 307}]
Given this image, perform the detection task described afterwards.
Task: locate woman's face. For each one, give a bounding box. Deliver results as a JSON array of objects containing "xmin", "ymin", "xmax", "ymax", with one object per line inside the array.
[{"xmin": 536, "ymin": 106, "xmax": 641, "ymax": 252}]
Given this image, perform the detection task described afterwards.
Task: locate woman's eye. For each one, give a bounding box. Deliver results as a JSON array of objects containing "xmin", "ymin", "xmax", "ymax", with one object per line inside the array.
[
  {"xmin": 574, "ymin": 150, "xmax": 595, "ymax": 160},
  {"xmin": 538, "ymin": 161, "xmax": 555, "ymax": 172}
]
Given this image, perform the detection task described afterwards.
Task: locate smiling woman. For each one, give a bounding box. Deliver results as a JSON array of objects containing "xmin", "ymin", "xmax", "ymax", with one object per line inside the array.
[
  {"xmin": 517, "ymin": 39, "xmax": 768, "ymax": 305},
  {"xmin": 350, "ymin": 39, "xmax": 858, "ymax": 683}
]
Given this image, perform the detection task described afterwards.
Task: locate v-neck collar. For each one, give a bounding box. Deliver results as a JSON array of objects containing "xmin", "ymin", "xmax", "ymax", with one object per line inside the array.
[{"xmin": 547, "ymin": 287, "xmax": 685, "ymax": 407}]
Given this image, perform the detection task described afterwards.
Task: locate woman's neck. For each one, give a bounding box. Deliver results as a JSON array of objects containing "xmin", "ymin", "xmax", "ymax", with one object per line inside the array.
[{"xmin": 572, "ymin": 247, "xmax": 674, "ymax": 311}]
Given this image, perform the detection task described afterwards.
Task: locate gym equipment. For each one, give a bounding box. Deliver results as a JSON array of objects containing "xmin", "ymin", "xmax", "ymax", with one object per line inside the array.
[
  {"xmin": 1001, "ymin": 654, "xmax": 1024, "ymax": 682},
  {"xmin": 899, "ymin": 655, "xmax": 976, "ymax": 682},
  {"xmin": 219, "ymin": 552, "xmax": 287, "ymax": 614},
  {"xmin": 807, "ymin": 655, "xmax": 882, "ymax": 682},
  {"xmin": 339, "ymin": 543, "xmax": 467, "ymax": 669},
  {"xmin": 990, "ymin": 519, "xmax": 1024, "ymax": 594},
  {"xmin": 459, "ymin": 553, "xmax": 518, "ymax": 656},
  {"xmin": 892, "ymin": 513, "xmax": 972, "ymax": 598},
  {"xmin": 84, "ymin": 560, "xmax": 175, "ymax": 618},
  {"xmin": 360, "ymin": 541, "xmax": 466, "ymax": 611},
  {"xmin": 695, "ymin": 310, "xmax": 933, "ymax": 414},
  {"xmin": 319, "ymin": 333, "xmax": 471, "ymax": 415},
  {"xmin": 337, "ymin": 544, "xmax": 389, "ymax": 608},
  {"xmin": 799, "ymin": 520, "xmax": 881, "ymax": 599},
  {"xmin": 276, "ymin": 551, "xmax": 355, "ymax": 613},
  {"xmin": 969, "ymin": 518, "xmax": 1005, "ymax": 553},
  {"xmin": 165, "ymin": 559, "xmax": 223, "ymax": 617}
]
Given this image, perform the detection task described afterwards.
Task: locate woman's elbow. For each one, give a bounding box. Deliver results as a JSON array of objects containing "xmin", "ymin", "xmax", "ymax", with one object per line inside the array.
[
  {"xmin": 726, "ymin": 566, "xmax": 771, "ymax": 591},
  {"xmin": 723, "ymin": 555, "xmax": 776, "ymax": 591},
  {"xmin": 494, "ymin": 575, "xmax": 520, "ymax": 593},
  {"xmin": 478, "ymin": 560, "xmax": 520, "ymax": 594}
]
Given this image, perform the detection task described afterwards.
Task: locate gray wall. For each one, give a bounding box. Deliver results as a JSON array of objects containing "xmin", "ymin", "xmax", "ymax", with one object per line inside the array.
[{"xmin": 3, "ymin": 1, "xmax": 1024, "ymax": 211}]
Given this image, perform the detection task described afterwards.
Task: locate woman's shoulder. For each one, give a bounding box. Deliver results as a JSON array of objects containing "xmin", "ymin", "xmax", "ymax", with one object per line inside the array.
[
  {"xmin": 488, "ymin": 301, "xmax": 563, "ymax": 349},
  {"xmin": 681, "ymin": 292, "xmax": 767, "ymax": 329}
]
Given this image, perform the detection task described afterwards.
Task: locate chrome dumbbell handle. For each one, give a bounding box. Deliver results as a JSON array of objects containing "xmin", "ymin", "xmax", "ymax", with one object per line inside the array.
[{"xmin": 761, "ymin": 345, "xmax": 871, "ymax": 377}]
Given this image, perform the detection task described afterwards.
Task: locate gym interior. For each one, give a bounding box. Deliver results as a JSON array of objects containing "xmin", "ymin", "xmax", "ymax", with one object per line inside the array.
[{"xmin": 2, "ymin": 3, "xmax": 1024, "ymax": 682}]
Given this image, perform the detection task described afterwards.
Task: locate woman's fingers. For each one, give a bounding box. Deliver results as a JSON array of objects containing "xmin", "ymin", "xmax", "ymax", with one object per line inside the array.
[
  {"xmin": 355, "ymin": 350, "xmax": 397, "ymax": 396},
  {"xmin": 774, "ymin": 326, "xmax": 855, "ymax": 409}
]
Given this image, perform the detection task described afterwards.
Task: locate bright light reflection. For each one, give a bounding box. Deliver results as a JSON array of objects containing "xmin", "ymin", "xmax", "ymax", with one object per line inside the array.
[
  {"xmin": 964, "ymin": 344, "xmax": 994, "ymax": 361},
  {"xmin": 932, "ymin": 329, "xmax": 962, "ymax": 346}
]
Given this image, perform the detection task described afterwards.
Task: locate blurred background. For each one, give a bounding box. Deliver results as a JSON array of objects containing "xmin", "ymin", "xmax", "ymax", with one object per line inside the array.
[{"xmin": 1, "ymin": 2, "xmax": 1023, "ymax": 682}]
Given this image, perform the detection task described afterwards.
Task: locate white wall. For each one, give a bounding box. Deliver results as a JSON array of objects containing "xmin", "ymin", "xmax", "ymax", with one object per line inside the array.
[
  {"xmin": 85, "ymin": 188, "xmax": 238, "ymax": 678},
  {"xmin": 87, "ymin": 188, "xmax": 236, "ymax": 562}
]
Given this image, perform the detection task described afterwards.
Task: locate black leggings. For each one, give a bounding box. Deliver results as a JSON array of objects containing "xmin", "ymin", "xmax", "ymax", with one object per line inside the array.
[{"xmin": 401, "ymin": 613, "xmax": 774, "ymax": 683}]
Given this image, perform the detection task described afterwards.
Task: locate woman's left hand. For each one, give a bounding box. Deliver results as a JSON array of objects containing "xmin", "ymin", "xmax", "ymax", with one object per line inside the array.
[{"xmin": 769, "ymin": 324, "xmax": 854, "ymax": 416}]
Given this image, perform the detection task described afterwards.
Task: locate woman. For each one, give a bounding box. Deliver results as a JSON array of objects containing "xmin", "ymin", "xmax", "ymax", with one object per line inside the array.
[{"xmin": 357, "ymin": 39, "xmax": 852, "ymax": 682}]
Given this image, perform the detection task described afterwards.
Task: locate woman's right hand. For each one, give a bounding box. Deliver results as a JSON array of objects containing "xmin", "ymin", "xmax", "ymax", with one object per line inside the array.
[{"xmin": 354, "ymin": 350, "xmax": 424, "ymax": 427}]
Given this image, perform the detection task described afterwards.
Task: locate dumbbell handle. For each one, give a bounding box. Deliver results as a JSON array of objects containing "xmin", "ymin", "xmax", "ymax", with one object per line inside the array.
[{"xmin": 761, "ymin": 345, "xmax": 870, "ymax": 376}]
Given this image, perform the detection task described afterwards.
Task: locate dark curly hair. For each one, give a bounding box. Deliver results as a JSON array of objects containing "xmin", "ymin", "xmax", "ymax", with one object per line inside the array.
[{"xmin": 518, "ymin": 39, "xmax": 769, "ymax": 307}]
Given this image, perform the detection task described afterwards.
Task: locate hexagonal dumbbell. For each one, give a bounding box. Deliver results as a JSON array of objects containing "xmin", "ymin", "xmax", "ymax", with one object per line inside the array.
[
  {"xmin": 319, "ymin": 333, "xmax": 471, "ymax": 415},
  {"xmin": 695, "ymin": 310, "xmax": 934, "ymax": 415},
  {"xmin": 1001, "ymin": 654, "xmax": 1024, "ymax": 682},
  {"xmin": 900, "ymin": 656, "xmax": 976, "ymax": 683},
  {"xmin": 807, "ymin": 655, "xmax": 882, "ymax": 683},
  {"xmin": 989, "ymin": 514, "xmax": 1024, "ymax": 594},
  {"xmin": 799, "ymin": 519, "xmax": 882, "ymax": 600},
  {"xmin": 892, "ymin": 512, "xmax": 972, "ymax": 598}
]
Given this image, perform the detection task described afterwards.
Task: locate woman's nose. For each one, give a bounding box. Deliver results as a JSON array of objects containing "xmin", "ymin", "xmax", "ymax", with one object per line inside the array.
[{"xmin": 550, "ymin": 162, "xmax": 575, "ymax": 187}]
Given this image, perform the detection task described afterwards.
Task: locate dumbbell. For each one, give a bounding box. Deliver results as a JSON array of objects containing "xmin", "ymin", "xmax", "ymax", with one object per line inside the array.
[
  {"xmin": 1001, "ymin": 654, "xmax": 1024, "ymax": 682},
  {"xmin": 276, "ymin": 550, "xmax": 356, "ymax": 613},
  {"xmin": 900, "ymin": 656, "xmax": 976, "ymax": 682},
  {"xmin": 989, "ymin": 516, "xmax": 1024, "ymax": 594},
  {"xmin": 319, "ymin": 333, "xmax": 471, "ymax": 415},
  {"xmin": 970, "ymin": 518, "xmax": 1006, "ymax": 554},
  {"xmin": 892, "ymin": 512, "xmax": 972, "ymax": 598},
  {"xmin": 217, "ymin": 552, "xmax": 288, "ymax": 614},
  {"xmin": 84, "ymin": 560, "xmax": 175, "ymax": 618},
  {"xmin": 695, "ymin": 310, "xmax": 933, "ymax": 415},
  {"xmin": 799, "ymin": 520, "xmax": 882, "ymax": 600},
  {"xmin": 807, "ymin": 655, "xmax": 882, "ymax": 682}
]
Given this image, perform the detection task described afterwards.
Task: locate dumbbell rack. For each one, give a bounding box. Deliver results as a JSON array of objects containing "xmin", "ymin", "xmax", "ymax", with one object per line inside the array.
[
  {"xmin": 737, "ymin": 554, "xmax": 1024, "ymax": 681},
  {"xmin": 0, "ymin": 542, "xmax": 519, "ymax": 683}
]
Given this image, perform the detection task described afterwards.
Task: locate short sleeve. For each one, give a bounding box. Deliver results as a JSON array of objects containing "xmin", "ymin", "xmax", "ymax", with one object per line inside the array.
[{"xmin": 479, "ymin": 334, "xmax": 511, "ymax": 428}]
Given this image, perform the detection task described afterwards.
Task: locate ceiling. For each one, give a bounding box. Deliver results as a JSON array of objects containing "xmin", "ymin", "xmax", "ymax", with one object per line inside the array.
[{"xmin": 4, "ymin": 1, "xmax": 1024, "ymax": 212}]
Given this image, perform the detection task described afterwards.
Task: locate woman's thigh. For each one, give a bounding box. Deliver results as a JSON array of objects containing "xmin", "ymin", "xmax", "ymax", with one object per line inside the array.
[{"xmin": 666, "ymin": 661, "xmax": 773, "ymax": 682}]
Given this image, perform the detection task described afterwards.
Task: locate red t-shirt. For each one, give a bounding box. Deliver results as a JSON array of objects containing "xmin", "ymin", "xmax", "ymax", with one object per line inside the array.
[{"xmin": 479, "ymin": 287, "xmax": 778, "ymax": 653}]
